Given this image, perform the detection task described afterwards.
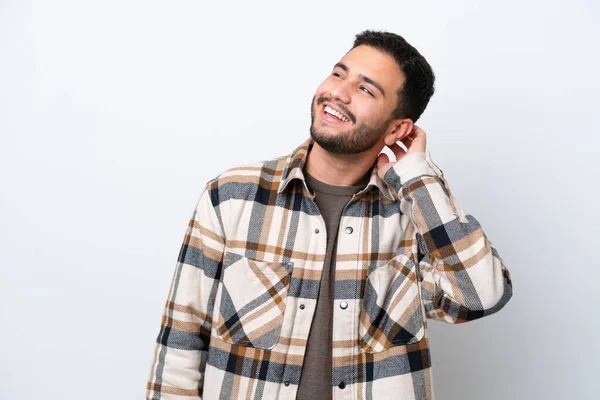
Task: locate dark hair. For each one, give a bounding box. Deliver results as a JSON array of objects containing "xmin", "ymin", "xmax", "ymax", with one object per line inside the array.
[{"xmin": 352, "ymin": 30, "xmax": 435, "ymax": 122}]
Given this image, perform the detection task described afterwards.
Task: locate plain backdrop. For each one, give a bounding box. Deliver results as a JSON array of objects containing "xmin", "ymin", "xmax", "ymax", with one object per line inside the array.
[{"xmin": 1, "ymin": 1, "xmax": 598, "ymax": 399}]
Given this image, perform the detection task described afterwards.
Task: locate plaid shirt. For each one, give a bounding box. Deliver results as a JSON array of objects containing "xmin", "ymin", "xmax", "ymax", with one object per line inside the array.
[{"xmin": 147, "ymin": 137, "xmax": 513, "ymax": 400}]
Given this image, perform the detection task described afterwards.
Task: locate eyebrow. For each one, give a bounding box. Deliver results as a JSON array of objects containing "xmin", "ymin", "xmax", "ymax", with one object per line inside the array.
[{"xmin": 334, "ymin": 62, "xmax": 385, "ymax": 96}]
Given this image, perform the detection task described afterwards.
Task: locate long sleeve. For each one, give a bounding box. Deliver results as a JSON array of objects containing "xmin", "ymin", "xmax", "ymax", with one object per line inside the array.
[
  {"xmin": 383, "ymin": 151, "xmax": 513, "ymax": 324},
  {"xmin": 146, "ymin": 182, "xmax": 226, "ymax": 399}
]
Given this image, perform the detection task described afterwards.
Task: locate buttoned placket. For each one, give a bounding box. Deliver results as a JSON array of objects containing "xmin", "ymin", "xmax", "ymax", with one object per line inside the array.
[
  {"xmin": 331, "ymin": 194, "xmax": 364, "ymax": 399},
  {"xmin": 282, "ymin": 186, "xmax": 331, "ymax": 398},
  {"xmin": 284, "ymin": 186, "xmax": 364, "ymax": 399}
]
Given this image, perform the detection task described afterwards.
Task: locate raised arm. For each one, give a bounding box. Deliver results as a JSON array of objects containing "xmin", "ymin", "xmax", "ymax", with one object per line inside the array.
[{"xmin": 383, "ymin": 150, "xmax": 513, "ymax": 323}]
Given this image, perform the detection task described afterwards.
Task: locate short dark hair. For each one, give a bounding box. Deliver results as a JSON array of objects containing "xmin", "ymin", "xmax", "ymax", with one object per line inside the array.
[{"xmin": 352, "ymin": 30, "xmax": 435, "ymax": 122}]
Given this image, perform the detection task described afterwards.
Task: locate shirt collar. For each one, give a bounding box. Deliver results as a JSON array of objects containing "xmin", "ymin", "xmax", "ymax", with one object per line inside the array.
[{"xmin": 277, "ymin": 137, "xmax": 396, "ymax": 201}]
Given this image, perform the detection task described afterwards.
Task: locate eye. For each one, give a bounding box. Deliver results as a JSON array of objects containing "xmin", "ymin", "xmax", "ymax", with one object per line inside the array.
[
  {"xmin": 361, "ymin": 86, "xmax": 373, "ymax": 96},
  {"xmin": 332, "ymin": 72, "xmax": 343, "ymax": 78}
]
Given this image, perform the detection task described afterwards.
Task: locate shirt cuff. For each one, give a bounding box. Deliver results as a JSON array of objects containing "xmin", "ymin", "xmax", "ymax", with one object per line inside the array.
[{"xmin": 382, "ymin": 151, "xmax": 443, "ymax": 193}]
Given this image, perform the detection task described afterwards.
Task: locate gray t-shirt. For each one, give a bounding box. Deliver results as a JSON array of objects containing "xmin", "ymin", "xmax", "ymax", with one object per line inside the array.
[{"xmin": 296, "ymin": 169, "xmax": 369, "ymax": 400}]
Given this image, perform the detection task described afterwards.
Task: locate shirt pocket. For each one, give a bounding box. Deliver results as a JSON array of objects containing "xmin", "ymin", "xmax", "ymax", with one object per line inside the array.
[
  {"xmin": 358, "ymin": 253, "xmax": 425, "ymax": 353},
  {"xmin": 216, "ymin": 252, "xmax": 293, "ymax": 350}
]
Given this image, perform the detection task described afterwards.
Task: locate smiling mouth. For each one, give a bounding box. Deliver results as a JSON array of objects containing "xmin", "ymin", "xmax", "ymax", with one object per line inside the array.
[{"xmin": 321, "ymin": 105, "xmax": 351, "ymax": 123}]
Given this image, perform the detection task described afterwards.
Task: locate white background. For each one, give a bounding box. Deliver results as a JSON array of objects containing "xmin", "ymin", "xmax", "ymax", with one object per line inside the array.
[{"xmin": 1, "ymin": 1, "xmax": 598, "ymax": 399}]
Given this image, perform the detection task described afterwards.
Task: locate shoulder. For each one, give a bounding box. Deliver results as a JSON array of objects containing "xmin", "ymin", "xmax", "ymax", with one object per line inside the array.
[{"xmin": 205, "ymin": 154, "xmax": 289, "ymax": 202}]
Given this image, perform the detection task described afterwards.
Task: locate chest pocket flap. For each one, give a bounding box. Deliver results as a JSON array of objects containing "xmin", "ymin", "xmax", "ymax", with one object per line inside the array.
[{"xmin": 216, "ymin": 252, "xmax": 293, "ymax": 350}]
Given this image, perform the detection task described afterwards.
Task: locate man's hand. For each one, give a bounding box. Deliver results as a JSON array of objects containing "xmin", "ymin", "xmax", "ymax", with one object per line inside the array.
[{"xmin": 376, "ymin": 125, "xmax": 428, "ymax": 179}]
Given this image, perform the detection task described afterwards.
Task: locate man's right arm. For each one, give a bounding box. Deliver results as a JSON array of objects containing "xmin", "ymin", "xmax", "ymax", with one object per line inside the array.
[{"xmin": 146, "ymin": 182, "xmax": 225, "ymax": 400}]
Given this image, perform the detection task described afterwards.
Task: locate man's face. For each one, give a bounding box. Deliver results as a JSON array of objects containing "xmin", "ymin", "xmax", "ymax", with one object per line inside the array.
[{"xmin": 310, "ymin": 44, "xmax": 405, "ymax": 154}]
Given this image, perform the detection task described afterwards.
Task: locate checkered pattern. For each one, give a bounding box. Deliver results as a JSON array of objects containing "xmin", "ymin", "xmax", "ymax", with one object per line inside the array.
[{"xmin": 146, "ymin": 137, "xmax": 513, "ymax": 400}]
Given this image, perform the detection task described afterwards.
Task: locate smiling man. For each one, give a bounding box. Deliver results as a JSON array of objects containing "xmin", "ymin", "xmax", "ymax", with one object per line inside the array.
[{"xmin": 146, "ymin": 30, "xmax": 513, "ymax": 400}]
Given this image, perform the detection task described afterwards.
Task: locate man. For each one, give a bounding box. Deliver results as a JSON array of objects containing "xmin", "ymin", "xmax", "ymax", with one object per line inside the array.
[{"xmin": 146, "ymin": 30, "xmax": 513, "ymax": 400}]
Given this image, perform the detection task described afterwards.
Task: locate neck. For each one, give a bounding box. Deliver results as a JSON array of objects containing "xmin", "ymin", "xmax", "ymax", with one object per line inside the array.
[{"xmin": 304, "ymin": 141, "xmax": 383, "ymax": 186}]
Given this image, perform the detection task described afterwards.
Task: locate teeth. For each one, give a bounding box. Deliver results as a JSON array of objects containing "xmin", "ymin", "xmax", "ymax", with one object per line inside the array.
[{"xmin": 325, "ymin": 105, "xmax": 349, "ymax": 122}]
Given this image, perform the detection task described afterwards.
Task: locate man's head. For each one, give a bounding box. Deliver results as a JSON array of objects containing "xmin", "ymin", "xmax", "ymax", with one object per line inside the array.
[{"xmin": 310, "ymin": 30, "xmax": 435, "ymax": 154}]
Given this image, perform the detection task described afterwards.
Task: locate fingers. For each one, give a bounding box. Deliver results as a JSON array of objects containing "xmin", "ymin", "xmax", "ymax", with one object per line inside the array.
[
  {"xmin": 412, "ymin": 125, "xmax": 424, "ymax": 136},
  {"xmin": 377, "ymin": 152, "xmax": 390, "ymax": 167},
  {"xmin": 394, "ymin": 125, "xmax": 426, "ymax": 154},
  {"xmin": 389, "ymin": 142, "xmax": 406, "ymax": 159},
  {"xmin": 400, "ymin": 135, "xmax": 413, "ymax": 147},
  {"xmin": 385, "ymin": 124, "xmax": 427, "ymax": 160},
  {"xmin": 411, "ymin": 125, "xmax": 426, "ymax": 143}
]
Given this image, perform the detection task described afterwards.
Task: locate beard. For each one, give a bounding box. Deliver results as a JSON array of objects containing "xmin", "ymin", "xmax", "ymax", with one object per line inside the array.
[{"xmin": 309, "ymin": 95, "xmax": 391, "ymax": 155}]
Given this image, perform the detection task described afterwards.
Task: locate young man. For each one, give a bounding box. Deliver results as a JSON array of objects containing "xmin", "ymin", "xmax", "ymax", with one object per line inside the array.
[{"xmin": 146, "ymin": 30, "xmax": 513, "ymax": 400}]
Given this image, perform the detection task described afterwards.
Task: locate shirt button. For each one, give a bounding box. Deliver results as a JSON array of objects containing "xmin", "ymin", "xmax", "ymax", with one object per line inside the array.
[
  {"xmin": 284, "ymin": 380, "xmax": 290, "ymax": 386},
  {"xmin": 299, "ymin": 304, "xmax": 305, "ymax": 310},
  {"xmin": 315, "ymin": 228, "xmax": 320, "ymax": 234},
  {"xmin": 345, "ymin": 226, "xmax": 353, "ymax": 234},
  {"xmin": 340, "ymin": 301, "xmax": 348, "ymax": 310},
  {"xmin": 338, "ymin": 381, "xmax": 346, "ymax": 389}
]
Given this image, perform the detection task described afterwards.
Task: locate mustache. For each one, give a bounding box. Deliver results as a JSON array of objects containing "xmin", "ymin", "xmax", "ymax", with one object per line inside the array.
[{"xmin": 316, "ymin": 96, "xmax": 356, "ymax": 123}]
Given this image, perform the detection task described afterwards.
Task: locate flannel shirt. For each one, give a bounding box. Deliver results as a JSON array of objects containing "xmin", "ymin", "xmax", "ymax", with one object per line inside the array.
[{"xmin": 147, "ymin": 137, "xmax": 513, "ymax": 400}]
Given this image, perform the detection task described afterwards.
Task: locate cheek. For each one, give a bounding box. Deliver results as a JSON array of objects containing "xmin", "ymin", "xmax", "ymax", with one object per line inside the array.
[
  {"xmin": 358, "ymin": 101, "xmax": 389, "ymax": 124},
  {"xmin": 352, "ymin": 101, "xmax": 377, "ymax": 123}
]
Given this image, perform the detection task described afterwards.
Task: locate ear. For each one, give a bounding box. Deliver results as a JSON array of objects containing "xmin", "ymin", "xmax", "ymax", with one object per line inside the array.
[{"xmin": 383, "ymin": 118, "xmax": 414, "ymax": 147}]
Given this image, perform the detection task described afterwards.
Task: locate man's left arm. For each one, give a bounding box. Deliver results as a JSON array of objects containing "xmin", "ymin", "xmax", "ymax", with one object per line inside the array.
[{"xmin": 383, "ymin": 151, "xmax": 513, "ymax": 324}]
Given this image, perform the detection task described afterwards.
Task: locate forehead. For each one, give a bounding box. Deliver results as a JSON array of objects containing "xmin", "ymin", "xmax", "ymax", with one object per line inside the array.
[{"xmin": 338, "ymin": 45, "xmax": 405, "ymax": 94}]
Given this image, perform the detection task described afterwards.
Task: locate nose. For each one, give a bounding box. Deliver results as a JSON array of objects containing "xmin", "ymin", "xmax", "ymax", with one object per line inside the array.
[{"xmin": 330, "ymin": 80, "xmax": 351, "ymax": 104}]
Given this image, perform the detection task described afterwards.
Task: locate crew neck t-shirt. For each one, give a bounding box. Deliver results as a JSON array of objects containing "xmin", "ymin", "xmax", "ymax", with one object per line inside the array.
[{"xmin": 296, "ymin": 169, "xmax": 370, "ymax": 400}]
